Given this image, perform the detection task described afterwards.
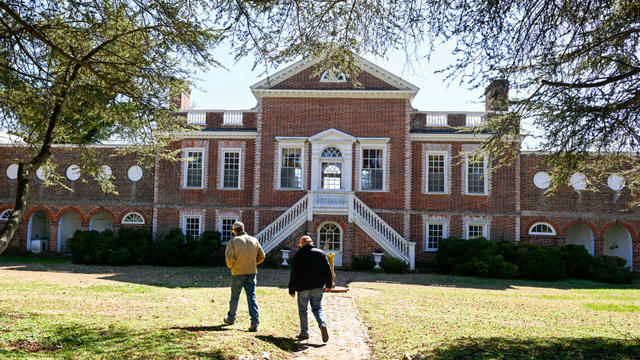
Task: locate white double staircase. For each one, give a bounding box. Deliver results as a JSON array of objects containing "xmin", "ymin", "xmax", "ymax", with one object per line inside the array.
[{"xmin": 256, "ymin": 191, "xmax": 416, "ymax": 270}]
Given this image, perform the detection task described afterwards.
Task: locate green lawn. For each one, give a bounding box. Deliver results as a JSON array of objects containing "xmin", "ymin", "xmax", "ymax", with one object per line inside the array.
[
  {"xmin": 345, "ymin": 273, "xmax": 640, "ymax": 359},
  {"xmin": 1, "ymin": 255, "xmax": 639, "ymax": 359}
]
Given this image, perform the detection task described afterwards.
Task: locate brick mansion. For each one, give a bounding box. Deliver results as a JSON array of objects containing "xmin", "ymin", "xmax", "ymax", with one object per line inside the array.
[{"xmin": 1, "ymin": 56, "xmax": 638, "ymax": 271}]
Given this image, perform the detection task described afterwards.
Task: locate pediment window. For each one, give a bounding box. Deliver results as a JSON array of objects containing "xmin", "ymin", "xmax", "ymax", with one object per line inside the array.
[{"xmin": 320, "ymin": 69, "xmax": 347, "ymax": 83}]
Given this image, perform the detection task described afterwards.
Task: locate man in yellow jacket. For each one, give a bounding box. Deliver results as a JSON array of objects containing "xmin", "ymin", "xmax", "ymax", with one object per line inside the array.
[{"xmin": 223, "ymin": 221, "xmax": 265, "ymax": 332}]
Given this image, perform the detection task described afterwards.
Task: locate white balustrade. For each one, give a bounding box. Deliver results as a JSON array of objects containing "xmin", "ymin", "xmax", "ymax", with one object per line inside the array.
[
  {"xmin": 351, "ymin": 196, "xmax": 415, "ymax": 269},
  {"xmin": 312, "ymin": 192, "xmax": 349, "ymax": 209},
  {"xmin": 424, "ymin": 112, "xmax": 448, "ymax": 127},
  {"xmin": 223, "ymin": 111, "xmax": 243, "ymax": 125},
  {"xmin": 257, "ymin": 194, "xmax": 309, "ymax": 253},
  {"xmin": 186, "ymin": 111, "xmax": 206, "ymax": 125},
  {"xmin": 466, "ymin": 112, "xmax": 486, "ymax": 126}
]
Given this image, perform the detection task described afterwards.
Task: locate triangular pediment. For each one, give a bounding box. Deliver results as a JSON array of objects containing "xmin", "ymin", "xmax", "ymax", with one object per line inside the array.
[
  {"xmin": 309, "ymin": 128, "xmax": 356, "ymax": 142},
  {"xmin": 250, "ymin": 55, "xmax": 418, "ymax": 96}
]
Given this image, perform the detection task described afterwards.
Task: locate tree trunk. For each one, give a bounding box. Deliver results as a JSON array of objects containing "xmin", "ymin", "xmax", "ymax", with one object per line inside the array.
[{"xmin": 0, "ymin": 162, "xmax": 38, "ymax": 253}]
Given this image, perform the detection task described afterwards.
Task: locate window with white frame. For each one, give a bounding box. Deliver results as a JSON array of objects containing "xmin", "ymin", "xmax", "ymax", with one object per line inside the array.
[
  {"xmin": 280, "ymin": 147, "xmax": 303, "ymax": 189},
  {"xmin": 320, "ymin": 69, "xmax": 347, "ymax": 82},
  {"xmin": 220, "ymin": 217, "xmax": 237, "ymax": 244},
  {"xmin": 183, "ymin": 216, "xmax": 201, "ymax": 238},
  {"xmin": 426, "ymin": 152, "xmax": 447, "ymax": 193},
  {"xmin": 184, "ymin": 149, "xmax": 204, "ymax": 188},
  {"xmin": 122, "ymin": 212, "xmax": 145, "ymax": 225},
  {"xmin": 0, "ymin": 209, "xmax": 12, "ymax": 221},
  {"xmin": 529, "ymin": 222, "xmax": 556, "ymax": 236},
  {"xmin": 222, "ymin": 150, "xmax": 241, "ymax": 189},
  {"xmin": 425, "ymin": 222, "xmax": 445, "ymax": 251},
  {"xmin": 361, "ymin": 148, "xmax": 384, "ymax": 191},
  {"xmin": 467, "ymin": 224, "xmax": 486, "ymax": 239},
  {"xmin": 466, "ymin": 155, "xmax": 487, "ymax": 195}
]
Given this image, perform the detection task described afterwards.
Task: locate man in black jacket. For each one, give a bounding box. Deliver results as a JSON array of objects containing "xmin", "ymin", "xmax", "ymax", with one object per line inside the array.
[{"xmin": 288, "ymin": 235, "xmax": 333, "ymax": 342}]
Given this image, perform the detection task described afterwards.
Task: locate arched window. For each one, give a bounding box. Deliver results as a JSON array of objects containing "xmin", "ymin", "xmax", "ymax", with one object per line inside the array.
[
  {"xmin": 529, "ymin": 222, "xmax": 556, "ymax": 236},
  {"xmin": 321, "ymin": 147, "xmax": 342, "ymax": 158},
  {"xmin": 320, "ymin": 69, "xmax": 347, "ymax": 82},
  {"xmin": 0, "ymin": 209, "xmax": 12, "ymax": 221},
  {"xmin": 318, "ymin": 222, "xmax": 342, "ymax": 251},
  {"xmin": 122, "ymin": 212, "xmax": 145, "ymax": 225}
]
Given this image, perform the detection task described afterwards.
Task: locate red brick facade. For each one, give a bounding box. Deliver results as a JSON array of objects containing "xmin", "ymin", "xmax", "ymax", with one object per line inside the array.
[{"xmin": 1, "ymin": 57, "xmax": 638, "ymax": 271}]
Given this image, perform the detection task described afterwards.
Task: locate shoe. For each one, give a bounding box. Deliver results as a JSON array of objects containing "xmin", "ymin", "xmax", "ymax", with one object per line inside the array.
[
  {"xmin": 320, "ymin": 325, "xmax": 329, "ymax": 343},
  {"xmin": 223, "ymin": 317, "xmax": 234, "ymax": 325},
  {"xmin": 248, "ymin": 324, "xmax": 258, "ymax": 332},
  {"xmin": 296, "ymin": 332, "xmax": 309, "ymax": 340}
]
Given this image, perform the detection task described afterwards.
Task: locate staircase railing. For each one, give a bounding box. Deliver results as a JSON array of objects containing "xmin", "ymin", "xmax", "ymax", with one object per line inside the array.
[
  {"xmin": 351, "ymin": 196, "xmax": 416, "ymax": 270},
  {"xmin": 256, "ymin": 194, "xmax": 309, "ymax": 253}
]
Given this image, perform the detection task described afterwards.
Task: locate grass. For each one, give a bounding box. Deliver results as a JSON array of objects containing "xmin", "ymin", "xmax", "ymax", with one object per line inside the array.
[
  {"xmin": 0, "ymin": 258, "xmax": 299, "ymax": 359},
  {"xmin": 1, "ymin": 255, "xmax": 639, "ymax": 359},
  {"xmin": 345, "ymin": 273, "xmax": 640, "ymax": 359}
]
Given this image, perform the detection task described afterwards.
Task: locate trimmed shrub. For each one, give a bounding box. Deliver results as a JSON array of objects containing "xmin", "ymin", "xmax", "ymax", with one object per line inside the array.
[
  {"xmin": 382, "ymin": 256, "xmax": 409, "ymax": 274},
  {"xmin": 517, "ymin": 248, "xmax": 566, "ymax": 281},
  {"xmin": 261, "ymin": 252, "xmax": 279, "ymax": 268},
  {"xmin": 187, "ymin": 230, "xmax": 222, "ymax": 265},
  {"xmin": 589, "ymin": 255, "xmax": 633, "ymax": 284},
  {"xmin": 118, "ymin": 227, "xmax": 152, "ymax": 264},
  {"xmin": 559, "ymin": 244, "xmax": 595, "ymax": 278},
  {"xmin": 151, "ymin": 228, "xmax": 187, "ymax": 266},
  {"xmin": 439, "ymin": 238, "xmax": 519, "ymax": 279},
  {"xmin": 351, "ymin": 255, "xmax": 375, "ymax": 271}
]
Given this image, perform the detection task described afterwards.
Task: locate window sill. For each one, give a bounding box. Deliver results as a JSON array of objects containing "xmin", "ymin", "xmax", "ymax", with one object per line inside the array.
[
  {"xmin": 424, "ymin": 192, "xmax": 449, "ymax": 195},
  {"xmin": 276, "ymin": 187, "xmax": 305, "ymax": 191},
  {"xmin": 183, "ymin": 187, "xmax": 205, "ymax": 190},
  {"xmin": 424, "ymin": 249, "xmax": 438, "ymax": 252},
  {"xmin": 464, "ymin": 192, "xmax": 488, "ymax": 196},
  {"xmin": 358, "ymin": 189, "xmax": 388, "ymax": 193},
  {"xmin": 220, "ymin": 187, "xmax": 243, "ymax": 190}
]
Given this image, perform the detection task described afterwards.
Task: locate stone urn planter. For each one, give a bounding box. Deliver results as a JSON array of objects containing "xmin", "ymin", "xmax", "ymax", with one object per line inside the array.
[
  {"xmin": 372, "ymin": 251, "xmax": 384, "ymax": 269},
  {"xmin": 281, "ymin": 249, "xmax": 292, "ymax": 266}
]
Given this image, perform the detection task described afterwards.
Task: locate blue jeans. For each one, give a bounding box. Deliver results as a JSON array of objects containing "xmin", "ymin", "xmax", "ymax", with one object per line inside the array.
[
  {"xmin": 297, "ymin": 287, "xmax": 326, "ymax": 335},
  {"xmin": 227, "ymin": 274, "xmax": 259, "ymax": 326}
]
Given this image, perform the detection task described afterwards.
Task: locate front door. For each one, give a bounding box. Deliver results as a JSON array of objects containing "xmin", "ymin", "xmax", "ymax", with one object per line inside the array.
[{"xmin": 318, "ymin": 222, "xmax": 342, "ymax": 267}]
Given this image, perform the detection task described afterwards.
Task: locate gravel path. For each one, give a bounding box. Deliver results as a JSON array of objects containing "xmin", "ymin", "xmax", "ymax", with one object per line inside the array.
[{"xmin": 292, "ymin": 291, "xmax": 372, "ymax": 360}]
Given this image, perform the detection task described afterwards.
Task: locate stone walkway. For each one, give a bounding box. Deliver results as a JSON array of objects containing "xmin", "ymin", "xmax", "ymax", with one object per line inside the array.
[{"xmin": 292, "ymin": 291, "xmax": 372, "ymax": 360}]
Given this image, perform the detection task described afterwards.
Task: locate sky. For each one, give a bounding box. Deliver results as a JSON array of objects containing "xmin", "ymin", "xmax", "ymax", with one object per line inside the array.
[{"xmin": 188, "ymin": 44, "xmax": 487, "ymax": 112}]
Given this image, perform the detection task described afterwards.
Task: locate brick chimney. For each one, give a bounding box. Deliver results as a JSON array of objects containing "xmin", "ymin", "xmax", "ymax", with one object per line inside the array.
[
  {"xmin": 177, "ymin": 88, "xmax": 190, "ymax": 110},
  {"xmin": 485, "ymin": 79, "xmax": 509, "ymax": 111}
]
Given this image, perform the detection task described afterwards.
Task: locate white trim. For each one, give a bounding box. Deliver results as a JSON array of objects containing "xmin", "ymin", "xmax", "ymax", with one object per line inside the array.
[
  {"xmin": 276, "ymin": 143, "xmax": 305, "ymax": 190},
  {"xmin": 317, "ymin": 221, "xmax": 343, "ymax": 250},
  {"xmin": 183, "ymin": 148, "xmax": 205, "ymax": 189},
  {"xmin": 0, "ymin": 209, "xmax": 12, "ymax": 221},
  {"xmin": 464, "ymin": 154, "xmax": 489, "ymax": 196},
  {"xmin": 250, "ymin": 54, "xmax": 419, "ymax": 92},
  {"xmin": 424, "ymin": 216, "xmax": 449, "ymax": 252},
  {"xmin": 182, "ymin": 214, "xmax": 202, "ymax": 237},
  {"xmin": 220, "ymin": 147, "xmax": 243, "ymax": 190},
  {"xmin": 218, "ymin": 215, "xmax": 239, "ymax": 245},
  {"xmin": 252, "ymin": 89, "xmax": 416, "ymax": 99},
  {"xmin": 410, "ymin": 133, "xmax": 492, "ymax": 142},
  {"xmin": 424, "ymin": 151, "xmax": 449, "ymax": 194},
  {"xmin": 528, "ymin": 222, "xmax": 556, "ymax": 236},
  {"xmin": 358, "ymin": 143, "xmax": 388, "ymax": 192},
  {"xmin": 464, "ymin": 217, "xmax": 490, "ymax": 240},
  {"xmin": 173, "ymin": 131, "xmax": 258, "ymax": 139},
  {"xmin": 122, "ymin": 212, "xmax": 145, "ymax": 225}
]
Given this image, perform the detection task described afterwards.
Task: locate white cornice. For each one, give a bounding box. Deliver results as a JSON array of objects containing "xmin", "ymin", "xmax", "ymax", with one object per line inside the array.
[
  {"xmin": 357, "ymin": 137, "xmax": 390, "ymax": 143},
  {"xmin": 252, "ymin": 89, "xmax": 417, "ymax": 99},
  {"xmin": 174, "ymin": 131, "xmax": 258, "ymax": 139},
  {"xmin": 410, "ymin": 133, "xmax": 492, "ymax": 142}
]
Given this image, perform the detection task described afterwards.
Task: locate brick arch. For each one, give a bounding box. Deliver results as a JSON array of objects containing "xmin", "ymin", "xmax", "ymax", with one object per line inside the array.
[
  {"xmin": 0, "ymin": 204, "xmax": 14, "ymax": 213},
  {"xmin": 55, "ymin": 206, "xmax": 86, "ymax": 223},
  {"xmin": 24, "ymin": 205, "xmax": 55, "ymax": 222},
  {"xmin": 86, "ymin": 207, "xmax": 117, "ymax": 224},
  {"xmin": 525, "ymin": 217, "xmax": 561, "ymax": 235},
  {"xmin": 562, "ymin": 219, "xmax": 599, "ymax": 237},
  {"xmin": 600, "ymin": 221, "xmax": 637, "ymax": 240},
  {"xmin": 117, "ymin": 208, "xmax": 149, "ymax": 224},
  {"xmin": 312, "ymin": 218, "xmax": 348, "ymax": 233}
]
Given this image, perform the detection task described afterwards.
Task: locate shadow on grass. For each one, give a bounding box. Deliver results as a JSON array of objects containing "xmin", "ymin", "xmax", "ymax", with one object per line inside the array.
[
  {"xmin": 424, "ymin": 336, "xmax": 640, "ymax": 360},
  {"xmin": 255, "ymin": 335, "xmax": 297, "ymax": 352},
  {"xmin": 2, "ymin": 255, "xmax": 639, "ymax": 291},
  {"xmin": 170, "ymin": 324, "xmax": 231, "ymax": 332},
  {"xmin": 0, "ymin": 323, "xmax": 225, "ymax": 359}
]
